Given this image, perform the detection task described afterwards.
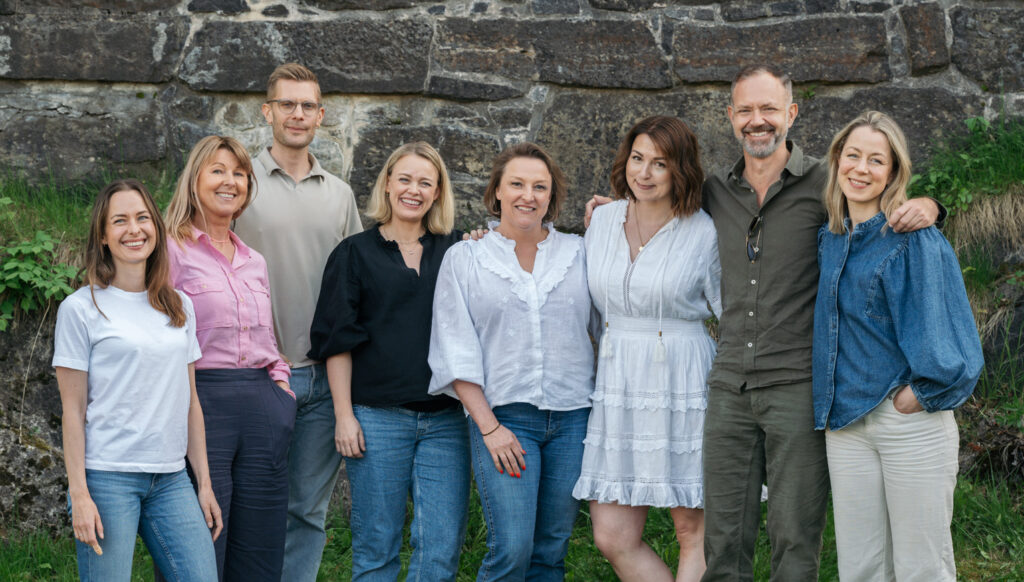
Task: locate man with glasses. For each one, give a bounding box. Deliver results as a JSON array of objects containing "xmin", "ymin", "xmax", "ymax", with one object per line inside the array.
[
  {"xmin": 700, "ymin": 64, "xmax": 940, "ymax": 581},
  {"xmin": 233, "ymin": 62, "xmax": 362, "ymax": 582}
]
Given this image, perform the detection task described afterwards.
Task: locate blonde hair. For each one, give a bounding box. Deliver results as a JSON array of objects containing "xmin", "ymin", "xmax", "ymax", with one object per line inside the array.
[
  {"xmin": 824, "ymin": 111, "xmax": 912, "ymax": 234},
  {"xmin": 165, "ymin": 136, "xmax": 256, "ymax": 243},
  {"xmin": 85, "ymin": 179, "xmax": 185, "ymax": 327},
  {"xmin": 365, "ymin": 142, "xmax": 455, "ymax": 235},
  {"xmin": 267, "ymin": 62, "xmax": 321, "ymax": 102}
]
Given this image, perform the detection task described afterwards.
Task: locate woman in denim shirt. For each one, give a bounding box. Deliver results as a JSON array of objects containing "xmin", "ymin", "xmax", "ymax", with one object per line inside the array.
[{"xmin": 812, "ymin": 111, "xmax": 983, "ymax": 581}]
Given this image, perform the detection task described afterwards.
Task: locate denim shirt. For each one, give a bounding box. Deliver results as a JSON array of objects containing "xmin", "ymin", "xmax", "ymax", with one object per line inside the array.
[{"xmin": 812, "ymin": 212, "xmax": 983, "ymax": 430}]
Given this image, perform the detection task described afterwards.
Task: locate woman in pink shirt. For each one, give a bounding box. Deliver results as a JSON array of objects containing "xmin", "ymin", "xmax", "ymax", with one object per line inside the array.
[{"xmin": 164, "ymin": 136, "xmax": 294, "ymax": 582}]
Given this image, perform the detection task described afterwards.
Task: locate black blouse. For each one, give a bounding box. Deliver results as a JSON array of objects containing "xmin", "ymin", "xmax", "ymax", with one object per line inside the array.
[{"xmin": 308, "ymin": 225, "xmax": 462, "ymax": 410}]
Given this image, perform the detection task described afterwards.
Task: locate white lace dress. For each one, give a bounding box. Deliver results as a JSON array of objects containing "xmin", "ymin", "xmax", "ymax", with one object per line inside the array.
[{"xmin": 572, "ymin": 200, "xmax": 721, "ymax": 508}]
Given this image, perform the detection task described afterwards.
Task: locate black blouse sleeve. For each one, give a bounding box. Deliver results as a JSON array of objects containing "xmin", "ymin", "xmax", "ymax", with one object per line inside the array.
[{"xmin": 308, "ymin": 239, "xmax": 369, "ymax": 361}]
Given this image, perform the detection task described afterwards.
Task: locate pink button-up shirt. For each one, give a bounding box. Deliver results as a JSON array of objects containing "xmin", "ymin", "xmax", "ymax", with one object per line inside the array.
[{"xmin": 168, "ymin": 227, "xmax": 291, "ymax": 385}]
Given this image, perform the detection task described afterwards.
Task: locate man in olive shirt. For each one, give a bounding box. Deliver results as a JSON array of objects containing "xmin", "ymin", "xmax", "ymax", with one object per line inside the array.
[
  {"xmin": 233, "ymin": 63, "xmax": 362, "ymax": 582},
  {"xmin": 700, "ymin": 65, "xmax": 939, "ymax": 581}
]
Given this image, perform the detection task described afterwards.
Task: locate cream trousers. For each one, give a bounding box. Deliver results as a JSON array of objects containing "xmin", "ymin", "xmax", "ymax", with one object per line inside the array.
[{"xmin": 826, "ymin": 399, "xmax": 959, "ymax": 582}]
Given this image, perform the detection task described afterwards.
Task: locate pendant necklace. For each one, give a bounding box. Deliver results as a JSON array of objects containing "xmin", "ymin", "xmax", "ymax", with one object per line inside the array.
[{"xmin": 632, "ymin": 204, "xmax": 654, "ymax": 252}]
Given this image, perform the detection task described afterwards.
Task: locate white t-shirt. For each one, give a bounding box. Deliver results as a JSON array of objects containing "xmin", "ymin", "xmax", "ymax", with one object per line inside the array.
[{"xmin": 53, "ymin": 285, "xmax": 202, "ymax": 473}]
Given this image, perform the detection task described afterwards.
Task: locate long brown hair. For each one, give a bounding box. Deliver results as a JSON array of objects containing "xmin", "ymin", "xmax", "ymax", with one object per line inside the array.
[
  {"xmin": 85, "ymin": 179, "xmax": 185, "ymax": 327},
  {"xmin": 610, "ymin": 116, "xmax": 704, "ymax": 217}
]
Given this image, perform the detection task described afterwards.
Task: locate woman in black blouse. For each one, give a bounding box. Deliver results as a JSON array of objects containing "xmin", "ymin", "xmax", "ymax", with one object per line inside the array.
[{"xmin": 308, "ymin": 142, "xmax": 467, "ymax": 581}]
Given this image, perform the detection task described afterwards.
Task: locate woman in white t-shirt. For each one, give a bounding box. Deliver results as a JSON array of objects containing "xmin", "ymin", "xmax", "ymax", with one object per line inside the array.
[{"xmin": 54, "ymin": 179, "xmax": 222, "ymax": 582}]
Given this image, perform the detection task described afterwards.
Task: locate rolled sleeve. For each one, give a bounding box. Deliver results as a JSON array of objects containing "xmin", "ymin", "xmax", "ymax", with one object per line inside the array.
[
  {"xmin": 308, "ymin": 241, "xmax": 370, "ymax": 361},
  {"xmin": 428, "ymin": 245, "xmax": 485, "ymax": 398}
]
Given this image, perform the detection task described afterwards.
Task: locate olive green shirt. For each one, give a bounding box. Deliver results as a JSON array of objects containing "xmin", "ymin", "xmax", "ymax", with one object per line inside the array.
[{"xmin": 703, "ymin": 142, "xmax": 828, "ymax": 392}]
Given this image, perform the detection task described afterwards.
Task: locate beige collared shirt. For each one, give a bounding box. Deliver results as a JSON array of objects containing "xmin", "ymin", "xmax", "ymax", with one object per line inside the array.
[{"xmin": 233, "ymin": 147, "xmax": 363, "ymax": 368}]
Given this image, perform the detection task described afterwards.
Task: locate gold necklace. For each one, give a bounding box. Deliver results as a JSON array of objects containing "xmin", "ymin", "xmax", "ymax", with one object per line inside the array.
[
  {"xmin": 381, "ymin": 227, "xmax": 423, "ymax": 255},
  {"xmin": 632, "ymin": 204, "xmax": 654, "ymax": 252}
]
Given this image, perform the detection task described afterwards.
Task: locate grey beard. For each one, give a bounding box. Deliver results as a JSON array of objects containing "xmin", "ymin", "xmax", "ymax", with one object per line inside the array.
[{"xmin": 738, "ymin": 133, "xmax": 785, "ymax": 159}]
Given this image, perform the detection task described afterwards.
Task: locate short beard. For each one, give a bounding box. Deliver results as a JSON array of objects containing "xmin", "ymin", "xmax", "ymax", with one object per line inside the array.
[
  {"xmin": 738, "ymin": 130, "xmax": 786, "ymax": 159},
  {"xmin": 737, "ymin": 121, "xmax": 790, "ymax": 158}
]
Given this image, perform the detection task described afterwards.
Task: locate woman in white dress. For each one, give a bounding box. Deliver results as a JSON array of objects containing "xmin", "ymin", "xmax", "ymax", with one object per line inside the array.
[{"xmin": 572, "ymin": 116, "xmax": 721, "ymax": 582}]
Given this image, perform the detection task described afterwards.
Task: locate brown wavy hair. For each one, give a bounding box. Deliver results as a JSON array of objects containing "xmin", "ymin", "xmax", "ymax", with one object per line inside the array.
[
  {"xmin": 610, "ymin": 116, "xmax": 704, "ymax": 217},
  {"xmin": 84, "ymin": 179, "xmax": 185, "ymax": 327}
]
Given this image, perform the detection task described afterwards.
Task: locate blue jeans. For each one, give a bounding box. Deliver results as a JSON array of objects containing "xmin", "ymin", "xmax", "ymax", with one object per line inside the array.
[
  {"xmin": 282, "ymin": 363, "xmax": 344, "ymax": 582},
  {"xmin": 469, "ymin": 403, "xmax": 589, "ymax": 582},
  {"xmin": 348, "ymin": 405, "xmax": 471, "ymax": 582},
  {"xmin": 70, "ymin": 469, "xmax": 217, "ymax": 582}
]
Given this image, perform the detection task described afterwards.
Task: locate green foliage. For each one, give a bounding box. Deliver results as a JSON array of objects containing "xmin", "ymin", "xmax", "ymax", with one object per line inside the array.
[
  {"xmin": 0, "ymin": 231, "xmax": 78, "ymax": 331},
  {"xmin": 974, "ymin": 323, "xmax": 1024, "ymax": 428},
  {"xmin": 909, "ymin": 116, "xmax": 1024, "ymax": 215},
  {"xmin": 1008, "ymin": 270, "xmax": 1024, "ymax": 288},
  {"xmin": 5, "ymin": 474, "xmax": 1021, "ymax": 580}
]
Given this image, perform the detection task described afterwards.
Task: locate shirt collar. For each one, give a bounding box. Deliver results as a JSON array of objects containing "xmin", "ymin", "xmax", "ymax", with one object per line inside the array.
[
  {"xmin": 257, "ymin": 147, "xmax": 326, "ymax": 182},
  {"xmin": 727, "ymin": 140, "xmax": 809, "ymax": 184},
  {"xmin": 191, "ymin": 225, "xmax": 251, "ymax": 262}
]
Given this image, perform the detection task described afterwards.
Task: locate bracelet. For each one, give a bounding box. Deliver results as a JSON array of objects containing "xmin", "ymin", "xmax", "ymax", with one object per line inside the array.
[{"xmin": 481, "ymin": 422, "xmax": 502, "ymax": 437}]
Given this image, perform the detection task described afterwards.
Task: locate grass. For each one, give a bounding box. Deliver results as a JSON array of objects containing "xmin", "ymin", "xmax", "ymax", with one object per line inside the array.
[
  {"xmin": 2, "ymin": 474, "xmax": 1020, "ymax": 581},
  {"xmin": 0, "ymin": 172, "xmax": 177, "ymax": 250},
  {"xmin": 908, "ymin": 116, "xmax": 1024, "ymax": 215}
]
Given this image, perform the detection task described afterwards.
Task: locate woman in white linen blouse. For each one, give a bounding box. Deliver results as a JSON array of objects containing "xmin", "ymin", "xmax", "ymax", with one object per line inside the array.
[
  {"xmin": 573, "ymin": 116, "xmax": 721, "ymax": 582},
  {"xmin": 428, "ymin": 142, "xmax": 594, "ymax": 581}
]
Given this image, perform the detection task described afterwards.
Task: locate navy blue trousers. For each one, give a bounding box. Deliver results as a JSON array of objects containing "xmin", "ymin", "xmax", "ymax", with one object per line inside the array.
[{"xmin": 158, "ymin": 368, "xmax": 296, "ymax": 582}]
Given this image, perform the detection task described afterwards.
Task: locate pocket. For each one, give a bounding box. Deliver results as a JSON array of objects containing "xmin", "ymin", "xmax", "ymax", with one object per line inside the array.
[
  {"xmin": 180, "ymin": 279, "xmax": 233, "ymax": 330},
  {"xmin": 244, "ymin": 279, "xmax": 274, "ymax": 328},
  {"xmin": 264, "ymin": 378, "xmax": 297, "ymax": 468},
  {"xmin": 890, "ymin": 396, "xmax": 925, "ymax": 416}
]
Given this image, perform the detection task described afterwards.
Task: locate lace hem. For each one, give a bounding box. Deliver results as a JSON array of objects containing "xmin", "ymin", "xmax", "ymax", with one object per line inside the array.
[
  {"xmin": 583, "ymin": 432, "xmax": 703, "ymax": 453},
  {"xmin": 572, "ymin": 476, "xmax": 703, "ymax": 508},
  {"xmin": 590, "ymin": 390, "xmax": 707, "ymax": 411}
]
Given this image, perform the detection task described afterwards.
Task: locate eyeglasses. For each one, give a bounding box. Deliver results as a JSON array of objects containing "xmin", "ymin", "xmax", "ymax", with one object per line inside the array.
[
  {"xmin": 746, "ymin": 215, "xmax": 763, "ymax": 262},
  {"xmin": 266, "ymin": 99, "xmax": 321, "ymax": 115}
]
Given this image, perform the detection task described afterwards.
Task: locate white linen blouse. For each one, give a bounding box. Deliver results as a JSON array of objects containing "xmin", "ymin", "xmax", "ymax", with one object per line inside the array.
[{"xmin": 428, "ymin": 224, "xmax": 595, "ymax": 411}]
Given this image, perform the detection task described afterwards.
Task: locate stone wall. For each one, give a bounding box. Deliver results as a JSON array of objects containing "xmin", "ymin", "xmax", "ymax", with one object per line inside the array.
[
  {"xmin": 2, "ymin": 1, "xmax": 1024, "ymax": 229},
  {"xmin": 0, "ymin": 0, "xmax": 1022, "ymax": 535},
  {"xmin": 1, "ymin": 0, "xmax": 1022, "ymax": 229}
]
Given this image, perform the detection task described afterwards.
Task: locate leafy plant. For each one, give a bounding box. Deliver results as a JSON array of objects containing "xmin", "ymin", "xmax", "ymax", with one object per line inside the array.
[
  {"xmin": 0, "ymin": 231, "xmax": 78, "ymax": 331},
  {"xmin": 910, "ymin": 116, "xmax": 1024, "ymax": 215}
]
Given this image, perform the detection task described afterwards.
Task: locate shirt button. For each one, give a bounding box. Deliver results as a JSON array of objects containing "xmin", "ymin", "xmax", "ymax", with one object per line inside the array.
[
  {"xmin": 242, "ymin": 326, "xmax": 248, "ymax": 331},
  {"xmin": 750, "ymin": 279, "xmax": 756, "ymax": 285},
  {"xmin": 748, "ymin": 311, "xmax": 754, "ymax": 316},
  {"xmin": 241, "ymin": 355, "xmax": 246, "ymax": 361},
  {"xmin": 747, "ymin": 342, "xmax": 753, "ymax": 348}
]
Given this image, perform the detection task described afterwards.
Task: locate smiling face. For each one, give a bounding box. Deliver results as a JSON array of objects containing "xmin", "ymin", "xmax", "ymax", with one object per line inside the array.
[
  {"xmin": 386, "ymin": 154, "xmax": 440, "ymax": 226},
  {"xmin": 728, "ymin": 71, "xmax": 798, "ymax": 159},
  {"xmin": 838, "ymin": 125, "xmax": 893, "ymax": 216},
  {"xmin": 495, "ymin": 156, "xmax": 552, "ymax": 233},
  {"xmin": 196, "ymin": 147, "xmax": 249, "ymax": 222},
  {"xmin": 626, "ymin": 133, "xmax": 672, "ymax": 204},
  {"xmin": 262, "ymin": 79, "xmax": 324, "ymax": 152},
  {"xmin": 102, "ymin": 189, "xmax": 157, "ymax": 270}
]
